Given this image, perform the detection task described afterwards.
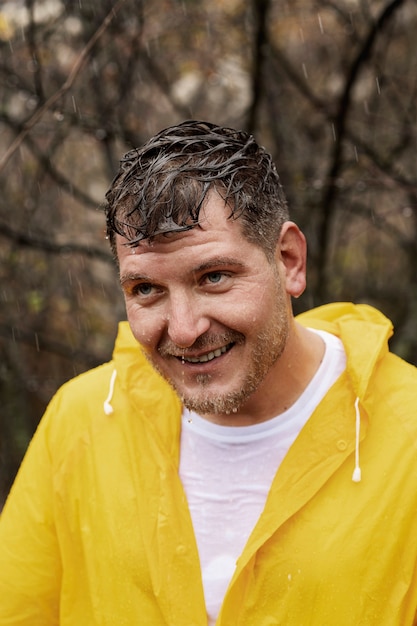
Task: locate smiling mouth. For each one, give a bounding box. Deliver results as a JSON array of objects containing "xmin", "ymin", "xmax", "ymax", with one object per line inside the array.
[{"xmin": 178, "ymin": 343, "xmax": 233, "ymax": 364}]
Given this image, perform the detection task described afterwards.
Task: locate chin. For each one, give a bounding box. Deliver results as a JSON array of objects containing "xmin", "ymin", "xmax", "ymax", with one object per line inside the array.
[{"xmin": 178, "ymin": 381, "xmax": 255, "ymax": 416}]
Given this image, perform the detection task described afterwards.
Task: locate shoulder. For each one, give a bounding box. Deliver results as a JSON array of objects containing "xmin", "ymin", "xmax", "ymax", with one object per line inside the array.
[
  {"xmin": 49, "ymin": 361, "xmax": 116, "ymax": 417},
  {"xmin": 368, "ymin": 351, "xmax": 417, "ymax": 440},
  {"xmin": 35, "ymin": 362, "xmax": 119, "ymax": 457},
  {"xmin": 42, "ymin": 351, "xmax": 181, "ymax": 454},
  {"xmin": 375, "ymin": 351, "xmax": 417, "ymax": 397}
]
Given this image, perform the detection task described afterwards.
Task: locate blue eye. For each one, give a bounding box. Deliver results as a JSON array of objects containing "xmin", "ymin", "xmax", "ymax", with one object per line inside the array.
[
  {"xmin": 136, "ymin": 283, "xmax": 153, "ymax": 295},
  {"xmin": 207, "ymin": 272, "xmax": 223, "ymax": 284}
]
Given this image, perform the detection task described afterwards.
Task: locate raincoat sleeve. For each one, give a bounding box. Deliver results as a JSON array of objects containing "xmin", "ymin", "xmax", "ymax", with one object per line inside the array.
[{"xmin": 0, "ymin": 398, "xmax": 61, "ymax": 625}]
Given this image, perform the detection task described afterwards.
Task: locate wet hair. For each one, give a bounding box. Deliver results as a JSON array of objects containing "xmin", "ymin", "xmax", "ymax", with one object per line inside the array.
[{"xmin": 104, "ymin": 120, "xmax": 289, "ymax": 259}]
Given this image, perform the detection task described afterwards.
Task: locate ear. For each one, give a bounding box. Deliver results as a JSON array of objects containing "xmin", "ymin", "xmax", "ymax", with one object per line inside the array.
[{"xmin": 274, "ymin": 221, "xmax": 307, "ymax": 298}]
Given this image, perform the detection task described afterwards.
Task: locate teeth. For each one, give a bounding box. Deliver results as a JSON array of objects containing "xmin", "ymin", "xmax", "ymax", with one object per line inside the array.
[{"xmin": 182, "ymin": 345, "xmax": 228, "ymax": 363}]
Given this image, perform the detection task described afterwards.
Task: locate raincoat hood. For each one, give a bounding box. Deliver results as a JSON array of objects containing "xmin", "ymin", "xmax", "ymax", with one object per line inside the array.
[
  {"xmin": 296, "ymin": 301, "xmax": 393, "ymax": 400},
  {"xmin": 105, "ymin": 318, "xmax": 183, "ymax": 460}
]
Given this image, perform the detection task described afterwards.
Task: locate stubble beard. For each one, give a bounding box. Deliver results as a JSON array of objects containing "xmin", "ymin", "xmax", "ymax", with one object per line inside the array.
[
  {"xmin": 148, "ymin": 298, "xmax": 290, "ymax": 416},
  {"xmin": 179, "ymin": 316, "xmax": 290, "ymax": 415}
]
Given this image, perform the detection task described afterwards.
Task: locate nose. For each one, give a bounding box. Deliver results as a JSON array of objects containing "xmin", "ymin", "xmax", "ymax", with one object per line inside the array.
[{"xmin": 166, "ymin": 292, "xmax": 210, "ymax": 348}]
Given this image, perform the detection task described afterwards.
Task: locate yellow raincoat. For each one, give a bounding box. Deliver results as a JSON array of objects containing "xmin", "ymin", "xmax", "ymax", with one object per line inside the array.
[{"xmin": 1, "ymin": 303, "xmax": 417, "ymax": 625}]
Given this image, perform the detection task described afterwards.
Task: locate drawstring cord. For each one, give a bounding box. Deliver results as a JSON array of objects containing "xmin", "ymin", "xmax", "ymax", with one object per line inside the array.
[
  {"xmin": 103, "ymin": 369, "xmax": 117, "ymax": 415},
  {"xmin": 352, "ymin": 397, "xmax": 362, "ymax": 483}
]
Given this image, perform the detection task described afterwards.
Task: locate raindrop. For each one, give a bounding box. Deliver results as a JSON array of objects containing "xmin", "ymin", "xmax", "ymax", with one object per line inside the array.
[
  {"xmin": 26, "ymin": 96, "xmax": 38, "ymax": 110},
  {"xmin": 317, "ymin": 13, "xmax": 324, "ymax": 34},
  {"xmin": 180, "ymin": 354, "xmax": 186, "ymax": 386},
  {"xmin": 95, "ymin": 128, "xmax": 107, "ymax": 141},
  {"xmin": 184, "ymin": 408, "xmax": 193, "ymax": 424},
  {"xmin": 26, "ymin": 59, "xmax": 38, "ymax": 73}
]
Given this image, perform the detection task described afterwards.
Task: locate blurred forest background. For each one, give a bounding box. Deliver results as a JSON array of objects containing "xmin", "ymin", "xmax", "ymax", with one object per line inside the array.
[{"xmin": 0, "ymin": 0, "xmax": 416, "ymax": 506}]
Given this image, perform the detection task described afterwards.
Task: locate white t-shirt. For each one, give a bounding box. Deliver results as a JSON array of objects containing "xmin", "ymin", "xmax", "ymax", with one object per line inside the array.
[{"xmin": 179, "ymin": 330, "xmax": 346, "ymax": 625}]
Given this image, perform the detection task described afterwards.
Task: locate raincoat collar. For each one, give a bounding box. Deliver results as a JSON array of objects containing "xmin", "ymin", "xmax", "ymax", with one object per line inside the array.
[{"xmin": 296, "ymin": 302, "xmax": 393, "ymax": 400}]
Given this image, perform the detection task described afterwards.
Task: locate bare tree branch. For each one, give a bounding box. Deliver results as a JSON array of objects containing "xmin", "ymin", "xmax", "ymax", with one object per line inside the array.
[
  {"xmin": 0, "ymin": 0, "xmax": 128, "ymax": 173},
  {"xmin": 0, "ymin": 222, "xmax": 113, "ymax": 264},
  {"xmin": 315, "ymin": 0, "xmax": 406, "ymax": 302},
  {"xmin": 246, "ymin": 0, "xmax": 271, "ymax": 133}
]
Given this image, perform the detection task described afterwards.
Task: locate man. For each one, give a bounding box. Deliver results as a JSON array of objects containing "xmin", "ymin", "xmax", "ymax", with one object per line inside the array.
[{"xmin": 1, "ymin": 120, "xmax": 417, "ymax": 625}]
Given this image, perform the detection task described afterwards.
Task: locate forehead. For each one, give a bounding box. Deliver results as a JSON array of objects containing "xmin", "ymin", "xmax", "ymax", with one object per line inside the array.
[{"xmin": 116, "ymin": 192, "xmax": 257, "ymax": 268}]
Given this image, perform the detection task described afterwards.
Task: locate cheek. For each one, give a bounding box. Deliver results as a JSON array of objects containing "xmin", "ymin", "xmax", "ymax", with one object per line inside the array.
[
  {"xmin": 228, "ymin": 289, "xmax": 277, "ymax": 328},
  {"xmin": 125, "ymin": 304, "xmax": 165, "ymax": 348},
  {"xmin": 242, "ymin": 291, "xmax": 288, "ymax": 335}
]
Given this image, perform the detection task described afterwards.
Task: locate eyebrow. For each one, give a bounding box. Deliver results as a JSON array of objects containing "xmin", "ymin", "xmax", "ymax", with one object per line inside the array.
[
  {"xmin": 119, "ymin": 272, "xmax": 150, "ymax": 286},
  {"xmin": 193, "ymin": 257, "xmax": 247, "ymax": 273}
]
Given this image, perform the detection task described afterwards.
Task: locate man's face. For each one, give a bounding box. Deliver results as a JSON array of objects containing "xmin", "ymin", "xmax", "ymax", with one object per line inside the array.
[{"xmin": 117, "ymin": 192, "xmax": 297, "ymax": 424}]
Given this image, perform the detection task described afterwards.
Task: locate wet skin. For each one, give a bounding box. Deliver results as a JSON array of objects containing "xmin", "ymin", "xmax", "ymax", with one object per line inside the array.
[{"xmin": 117, "ymin": 191, "xmax": 324, "ymax": 426}]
